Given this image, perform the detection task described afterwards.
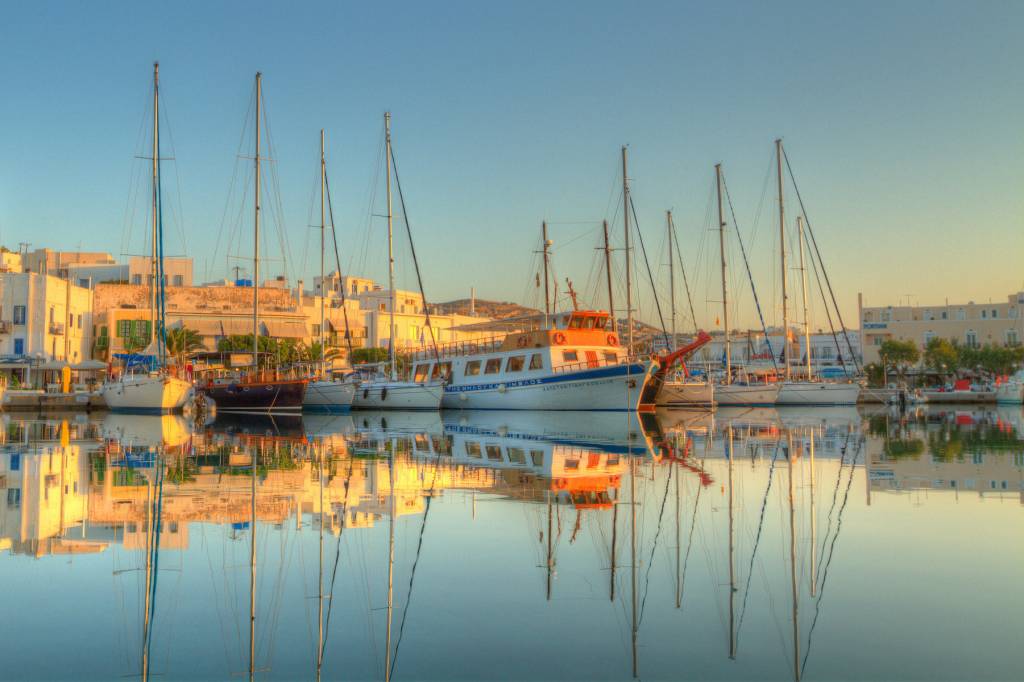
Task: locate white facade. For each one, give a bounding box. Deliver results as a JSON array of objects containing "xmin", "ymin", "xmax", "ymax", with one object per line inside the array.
[{"xmin": 0, "ymin": 272, "xmax": 93, "ymax": 362}]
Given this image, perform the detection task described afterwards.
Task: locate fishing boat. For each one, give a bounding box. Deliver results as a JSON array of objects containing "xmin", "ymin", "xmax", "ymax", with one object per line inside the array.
[
  {"xmin": 99, "ymin": 63, "xmax": 192, "ymax": 415},
  {"xmin": 303, "ymin": 129, "xmax": 355, "ymax": 412},
  {"xmin": 351, "ymin": 112, "xmax": 443, "ymax": 411},
  {"xmin": 199, "ymin": 73, "xmax": 306, "ymax": 415}
]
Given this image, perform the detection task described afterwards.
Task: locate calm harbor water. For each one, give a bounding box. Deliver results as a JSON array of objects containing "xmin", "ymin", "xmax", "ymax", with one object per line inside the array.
[{"xmin": 0, "ymin": 405, "xmax": 1021, "ymax": 681}]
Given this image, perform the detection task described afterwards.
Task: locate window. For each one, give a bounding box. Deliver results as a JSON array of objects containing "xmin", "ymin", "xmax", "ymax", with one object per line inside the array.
[
  {"xmin": 565, "ymin": 459, "xmax": 579, "ymax": 470},
  {"xmin": 9, "ymin": 454, "xmax": 20, "ymax": 471},
  {"xmin": 507, "ymin": 447, "xmax": 526, "ymax": 464},
  {"xmin": 431, "ymin": 362, "xmax": 451, "ymax": 380},
  {"xmin": 881, "ymin": 310, "xmax": 891, "ymax": 322},
  {"xmin": 981, "ymin": 310, "xmax": 987, "ymax": 319},
  {"xmin": 583, "ymin": 317, "xmax": 596, "ymax": 329},
  {"xmin": 972, "ymin": 453, "xmax": 983, "ymax": 465},
  {"xmin": 465, "ymin": 441, "xmax": 482, "ymax": 458},
  {"xmin": 923, "ymin": 331, "xmax": 936, "ymax": 345},
  {"xmin": 1006, "ymin": 329, "xmax": 1019, "ymax": 346},
  {"xmin": 13, "ymin": 338, "xmax": 24, "ymax": 355},
  {"xmin": 863, "ymin": 312, "xmax": 873, "ymax": 322},
  {"xmin": 941, "ymin": 311, "xmax": 948, "ymax": 320},
  {"xmin": 464, "ymin": 360, "xmax": 482, "ymax": 376},
  {"xmin": 378, "ymin": 303, "xmax": 385, "ymax": 312},
  {"xmin": 603, "ymin": 351, "xmax": 617, "ymax": 364},
  {"xmin": 530, "ymin": 450, "xmax": 545, "ymax": 467},
  {"xmin": 173, "ymin": 274, "xmax": 184, "ymax": 287},
  {"xmin": 131, "ymin": 274, "xmax": 142, "ymax": 285},
  {"xmin": 312, "ymin": 324, "xmax": 321, "ymax": 337},
  {"xmin": 505, "ymin": 356, "xmax": 525, "ymax": 372},
  {"xmin": 992, "ymin": 309, "xmax": 998, "ymax": 319},
  {"xmin": 485, "ymin": 445, "xmax": 503, "ymax": 461},
  {"xmin": 13, "ymin": 305, "xmax": 25, "ymax": 325},
  {"xmin": 924, "ymin": 309, "xmax": 932, "ymax": 321},
  {"xmin": 956, "ymin": 309, "xmax": 965, "ymax": 321},
  {"xmin": 413, "ymin": 364, "xmax": 429, "ymax": 382},
  {"xmin": 568, "ymin": 316, "xmax": 582, "ymax": 329},
  {"xmin": 563, "ymin": 350, "xmax": 578, "ymax": 362},
  {"xmin": 6, "ymin": 488, "xmax": 20, "ymax": 508},
  {"xmin": 528, "ymin": 354, "xmax": 544, "ymax": 370},
  {"xmin": 965, "ymin": 330, "xmax": 979, "ymax": 349},
  {"xmin": 76, "ymin": 314, "xmax": 82, "ymax": 329},
  {"xmin": 873, "ymin": 337, "xmax": 882, "ymax": 347},
  {"xmin": 595, "ymin": 317, "xmax": 607, "ymax": 330},
  {"xmin": 484, "ymin": 358, "xmax": 501, "ymax": 374}
]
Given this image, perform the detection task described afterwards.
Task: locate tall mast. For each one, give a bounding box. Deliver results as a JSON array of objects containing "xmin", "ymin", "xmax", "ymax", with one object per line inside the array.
[
  {"xmin": 602, "ymin": 220, "xmax": 616, "ymax": 333},
  {"xmin": 787, "ymin": 430, "xmax": 801, "ymax": 681},
  {"xmin": 667, "ymin": 211, "xmax": 676, "ymax": 349},
  {"xmin": 630, "ymin": 454, "xmax": 638, "ymax": 678},
  {"xmin": 385, "ymin": 440, "xmax": 396, "ymax": 682},
  {"xmin": 797, "ymin": 215, "xmax": 812, "ymax": 379},
  {"xmin": 622, "ymin": 147, "xmax": 634, "ymax": 352},
  {"xmin": 542, "ymin": 221, "xmax": 551, "ymax": 317},
  {"xmin": 249, "ymin": 441, "xmax": 258, "ymax": 681},
  {"xmin": 317, "ymin": 441, "xmax": 325, "ymax": 680},
  {"xmin": 716, "ymin": 164, "xmax": 731, "ymax": 385},
  {"xmin": 727, "ymin": 425, "xmax": 736, "ymax": 659},
  {"xmin": 252, "ymin": 73, "xmax": 262, "ymax": 366},
  {"xmin": 150, "ymin": 62, "xmax": 159, "ymax": 350},
  {"xmin": 385, "ymin": 112, "xmax": 396, "ymax": 381},
  {"xmin": 320, "ymin": 129, "xmax": 327, "ymax": 377},
  {"xmin": 776, "ymin": 138, "xmax": 791, "ymax": 381}
]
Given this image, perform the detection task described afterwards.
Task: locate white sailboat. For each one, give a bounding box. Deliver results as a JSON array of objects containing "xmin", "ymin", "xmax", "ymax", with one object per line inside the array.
[
  {"xmin": 771, "ymin": 140, "xmax": 860, "ymax": 406},
  {"xmin": 712, "ymin": 163, "xmax": 780, "ymax": 407},
  {"xmin": 100, "ymin": 62, "xmax": 192, "ymax": 414},
  {"xmin": 304, "ymin": 129, "xmax": 355, "ymax": 412},
  {"xmin": 352, "ymin": 112, "xmax": 443, "ymax": 411},
  {"xmin": 995, "ymin": 369, "xmax": 1024, "ymax": 404}
]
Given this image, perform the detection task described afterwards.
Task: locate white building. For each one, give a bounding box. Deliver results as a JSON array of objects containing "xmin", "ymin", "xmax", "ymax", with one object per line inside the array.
[{"xmin": 0, "ymin": 272, "xmax": 93, "ymax": 363}]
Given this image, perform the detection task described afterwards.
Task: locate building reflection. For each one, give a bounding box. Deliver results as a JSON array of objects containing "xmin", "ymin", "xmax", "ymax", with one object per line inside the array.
[{"xmin": 3, "ymin": 405, "xmax": 1023, "ymax": 560}]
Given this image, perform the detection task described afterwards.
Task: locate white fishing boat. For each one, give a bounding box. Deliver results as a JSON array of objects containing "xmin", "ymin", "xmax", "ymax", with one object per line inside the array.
[
  {"xmin": 100, "ymin": 63, "xmax": 192, "ymax": 415},
  {"xmin": 995, "ymin": 370, "xmax": 1024, "ymax": 404},
  {"xmin": 417, "ymin": 310, "xmax": 659, "ymax": 412}
]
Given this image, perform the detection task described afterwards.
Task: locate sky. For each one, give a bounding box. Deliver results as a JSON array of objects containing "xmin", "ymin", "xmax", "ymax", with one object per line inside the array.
[{"xmin": 1, "ymin": 1, "xmax": 1022, "ymax": 332}]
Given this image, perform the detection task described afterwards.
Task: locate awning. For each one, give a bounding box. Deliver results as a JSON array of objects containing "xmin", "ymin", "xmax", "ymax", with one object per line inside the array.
[
  {"xmin": 263, "ymin": 320, "xmax": 307, "ymax": 339},
  {"xmin": 72, "ymin": 360, "xmax": 108, "ymax": 370},
  {"xmin": 182, "ymin": 319, "xmax": 225, "ymax": 337},
  {"xmin": 38, "ymin": 360, "xmax": 70, "ymax": 370},
  {"xmin": 220, "ymin": 319, "xmax": 253, "ymax": 336}
]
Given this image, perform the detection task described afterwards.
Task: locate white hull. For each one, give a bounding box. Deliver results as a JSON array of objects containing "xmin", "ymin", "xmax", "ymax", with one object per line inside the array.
[
  {"xmin": 100, "ymin": 374, "xmax": 192, "ymax": 413},
  {"xmin": 657, "ymin": 380, "xmax": 714, "ymax": 407},
  {"xmin": 304, "ymin": 379, "xmax": 356, "ymax": 411},
  {"xmin": 715, "ymin": 383, "xmax": 780, "ymax": 406},
  {"xmin": 352, "ymin": 381, "xmax": 443, "ymax": 410},
  {"xmin": 995, "ymin": 382, "xmax": 1024, "ymax": 404},
  {"xmin": 442, "ymin": 362, "xmax": 654, "ymax": 412},
  {"xmin": 776, "ymin": 381, "xmax": 861, "ymax": 406}
]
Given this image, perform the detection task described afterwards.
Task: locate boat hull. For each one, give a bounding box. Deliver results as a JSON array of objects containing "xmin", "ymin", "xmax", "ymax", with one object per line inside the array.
[
  {"xmin": 715, "ymin": 383, "xmax": 780, "ymax": 406},
  {"xmin": 352, "ymin": 381, "xmax": 443, "ymax": 410},
  {"xmin": 100, "ymin": 374, "xmax": 193, "ymax": 414},
  {"xmin": 202, "ymin": 379, "xmax": 306, "ymax": 415},
  {"xmin": 776, "ymin": 381, "xmax": 861, "ymax": 406},
  {"xmin": 304, "ymin": 379, "xmax": 356, "ymax": 412},
  {"xmin": 442, "ymin": 361, "xmax": 655, "ymax": 412},
  {"xmin": 995, "ymin": 383, "xmax": 1024, "ymax": 404},
  {"xmin": 657, "ymin": 380, "xmax": 714, "ymax": 407}
]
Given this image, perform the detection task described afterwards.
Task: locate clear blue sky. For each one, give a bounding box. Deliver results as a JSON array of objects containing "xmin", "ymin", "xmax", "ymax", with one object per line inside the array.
[{"xmin": 1, "ymin": 1, "xmax": 1021, "ymax": 331}]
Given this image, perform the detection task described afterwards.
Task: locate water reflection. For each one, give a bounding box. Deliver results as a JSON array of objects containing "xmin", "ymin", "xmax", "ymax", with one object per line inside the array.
[{"xmin": 0, "ymin": 405, "xmax": 1020, "ymax": 680}]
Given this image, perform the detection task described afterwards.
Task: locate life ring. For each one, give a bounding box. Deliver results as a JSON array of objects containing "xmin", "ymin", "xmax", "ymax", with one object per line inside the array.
[
  {"xmin": 606, "ymin": 334, "xmax": 618, "ymax": 346},
  {"xmin": 553, "ymin": 332, "xmax": 567, "ymax": 345},
  {"xmin": 516, "ymin": 336, "xmax": 529, "ymax": 348}
]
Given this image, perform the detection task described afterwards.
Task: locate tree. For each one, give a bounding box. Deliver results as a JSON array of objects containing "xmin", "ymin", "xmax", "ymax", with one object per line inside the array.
[
  {"xmin": 165, "ymin": 327, "xmax": 204, "ymax": 364},
  {"xmin": 923, "ymin": 338, "xmax": 958, "ymax": 375},
  {"xmin": 878, "ymin": 339, "xmax": 919, "ymax": 383}
]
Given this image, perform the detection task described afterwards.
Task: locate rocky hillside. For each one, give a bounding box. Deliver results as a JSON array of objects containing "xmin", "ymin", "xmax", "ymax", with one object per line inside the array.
[{"xmin": 431, "ymin": 299, "xmax": 541, "ymax": 319}]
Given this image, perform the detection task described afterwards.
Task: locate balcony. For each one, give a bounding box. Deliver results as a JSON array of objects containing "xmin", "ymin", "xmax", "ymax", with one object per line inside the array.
[{"xmin": 49, "ymin": 322, "xmax": 65, "ymax": 335}]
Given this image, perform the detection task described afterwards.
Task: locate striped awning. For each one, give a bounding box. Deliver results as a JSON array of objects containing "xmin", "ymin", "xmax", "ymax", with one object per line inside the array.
[{"xmin": 262, "ymin": 320, "xmax": 307, "ymax": 339}]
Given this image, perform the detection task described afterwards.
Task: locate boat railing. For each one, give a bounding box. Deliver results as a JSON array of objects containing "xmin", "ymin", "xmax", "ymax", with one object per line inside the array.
[
  {"xmin": 405, "ymin": 335, "xmax": 509, "ymax": 362},
  {"xmin": 551, "ymin": 354, "xmax": 644, "ymax": 375}
]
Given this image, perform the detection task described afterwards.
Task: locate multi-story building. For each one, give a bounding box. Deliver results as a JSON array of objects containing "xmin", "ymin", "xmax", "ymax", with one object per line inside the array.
[
  {"xmin": 0, "ymin": 271, "xmax": 93, "ymax": 366},
  {"xmin": 859, "ymin": 291, "xmax": 1024, "ymax": 364}
]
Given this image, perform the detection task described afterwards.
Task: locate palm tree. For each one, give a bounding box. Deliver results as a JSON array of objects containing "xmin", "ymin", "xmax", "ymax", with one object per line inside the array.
[{"xmin": 165, "ymin": 327, "xmax": 204, "ymax": 365}]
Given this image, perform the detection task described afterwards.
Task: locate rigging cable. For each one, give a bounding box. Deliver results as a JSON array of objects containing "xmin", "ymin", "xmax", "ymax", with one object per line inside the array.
[
  {"xmin": 628, "ymin": 196, "xmax": 671, "ymax": 349},
  {"xmin": 324, "ymin": 167, "xmax": 355, "ymax": 359}
]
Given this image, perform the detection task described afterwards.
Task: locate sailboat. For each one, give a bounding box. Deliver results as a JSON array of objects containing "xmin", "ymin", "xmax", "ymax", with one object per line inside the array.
[
  {"xmin": 199, "ymin": 73, "xmax": 307, "ymax": 416},
  {"xmin": 712, "ymin": 163, "xmax": 781, "ymax": 407},
  {"xmin": 658, "ymin": 210, "xmax": 714, "ymax": 407},
  {"xmin": 304, "ymin": 130, "xmax": 355, "ymax": 412},
  {"xmin": 771, "ymin": 140, "xmax": 860, "ymax": 406},
  {"xmin": 100, "ymin": 62, "xmax": 193, "ymax": 414},
  {"xmin": 351, "ymin": 113, "xmax": 443, "ymax": 410}
]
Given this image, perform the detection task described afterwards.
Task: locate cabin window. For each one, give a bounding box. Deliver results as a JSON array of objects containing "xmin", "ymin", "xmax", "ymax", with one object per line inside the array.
[
  {"xmin": 603, "ymin": 351, "xmax": 617, "ymax": 364},
  {"xmin": 506, "ymin": 356, "xmax": 525, "ymax": 372},
  {"xmin": 582, "ymin": 317, "xmax": 596, "ymax": 329},
  {"xmin": 507, "ymin": 447, "xmax": 526, "ymax": 464},
  {"xmin": 528, "ymin": 353, "xmax": 544, "ymax": 370},
  {"xmin": 431, "ymin": 362, "xmax": 452, "ymax": 380},
  {"xmin": 465, "ymin": 441, "xmax": 482, "ymax": 458},
  {"xmin": 414, "ymin": 434, "xmax": 430, "ymax": 452},
  {"xmin": 565, "ymin": 459, "xmax": 580, "ymax": 470},
  {"xmin": 562, "ymin": 350, "xmax": 578, "ymax": 362},
  {"xmin": 594, "ymin": 317, "xmax": 607, "ymax": 330},
  {"xmin": 485, "ymin": 445, "xmax": 503, "ymax": 461},
  {"xmin": 569, "ymin": 316, "xmax": 583, "ymax": 329},
  {"xmin": 530, "ymin": 450, "xmax": 545, "ymax": 467},
  {"xmin": 464, "ymin": 360, "xmax": 481, "ymax": 376},
  {"xmin": 431, "ymin": 436, "xmax": 453, "ymax": 455},
  {"xmin": 413, "ymin": 364, "xmax": 430, "ymax": 382},
  {"xmin": 484, "ymin": 358, "xmax": 501, "ymax": 374}
]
